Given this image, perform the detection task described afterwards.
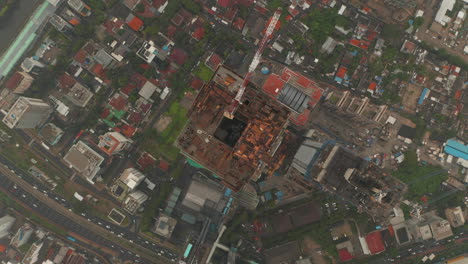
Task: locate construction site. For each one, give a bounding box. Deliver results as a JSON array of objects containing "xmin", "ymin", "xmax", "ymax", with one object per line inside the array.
[
  {"xmin": 177, "ymin": 66, "xmax": 294, "ymax": 191},
  {"xmin": 312, "ymin": 144, "xmax": 405, "ymax": 221}
]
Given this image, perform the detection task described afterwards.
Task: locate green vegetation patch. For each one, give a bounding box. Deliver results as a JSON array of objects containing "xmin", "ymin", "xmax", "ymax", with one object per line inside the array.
[
  {"xmin": 393, "ymin": 150, "xmax": 448, "ymax": 201},
  {"xmin": 142, "ymin": 101, "xmax": 187, "ymax": 161},
  {"xmin": 193, "ymin": 64, "xmax": 215, "ymax": 82}
]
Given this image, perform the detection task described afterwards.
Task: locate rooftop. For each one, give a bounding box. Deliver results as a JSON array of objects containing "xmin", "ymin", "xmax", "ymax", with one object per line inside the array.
[
  {"xmin": 365, "ymin": 231, "xmax": 385, "ymax": 255},
  {"xmin": 177, "ymin": 66, "xmax": 291, "ymax": 191},
  {"xmin": 63, "ymin": 140, "xmax": 105, "ymax": 182}
]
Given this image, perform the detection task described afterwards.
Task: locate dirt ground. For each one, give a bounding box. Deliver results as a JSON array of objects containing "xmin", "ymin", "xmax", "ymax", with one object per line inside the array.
[
  {"xmin": 63, "ymin": 181, "xmax": 129, "ymax": 226},
  {"xmin": 401, "ymin": 83, "xmax": 423, "ymax": 114},
  {"xmin": 155, "ymin": 115, "xmax": 172, "ymax": 133},
  {"xmin": 330, "ymin": 221, "xmax": 353, "ymax": 238},
  {"xmin": 416, "ymin": 0, "xmax": 468, "ymax": 63},
  {"xmin": 302, "ymin": 237, "xmax": 335, "ymax": 264}
]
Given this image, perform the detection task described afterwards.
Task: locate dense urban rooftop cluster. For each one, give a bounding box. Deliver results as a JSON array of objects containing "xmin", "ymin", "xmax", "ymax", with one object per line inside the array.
[{"xmin": 0, "ymin": 0, "xmax": 466, "ymax": 263}]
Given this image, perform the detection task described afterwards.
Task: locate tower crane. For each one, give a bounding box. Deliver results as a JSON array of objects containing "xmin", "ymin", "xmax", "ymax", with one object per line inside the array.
[{"xmin": 224, "ymin": 8, "xmax": 282, "ymax": 119}]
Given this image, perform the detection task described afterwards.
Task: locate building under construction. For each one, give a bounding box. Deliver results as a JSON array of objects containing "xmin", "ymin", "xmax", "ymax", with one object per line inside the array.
[
  {"xmin": 177, "ymin": 66, "xmax": 292, "ymax": 191},
  {"xmin": 311, "ymin": 144, "xmax": 404, "ymax": 219}
]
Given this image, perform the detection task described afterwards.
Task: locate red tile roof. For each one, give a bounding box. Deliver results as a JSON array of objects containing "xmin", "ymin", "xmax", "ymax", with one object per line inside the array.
[
  {"xmin": 336, "ymin": 66, "xmax": 348, "ymax": 79},
  {"xmin": 152, "ymin": 0, "xmax": 167, "ymax": 8},
  {"xmin": 191, "ymin": 77, "xmax": 204, "ymax": 90},
  {"xmin": 58, "ymin": 73, "xmax": 77, "ymax": 91},
  {"xmin": 121, "ymin": 83, "xmax": 137, "ymax": 95},
  {"xmin": 127, "ymin": 16, "xmax": 144, "ymax": 31},
  {"xmin": 74, "ymin": 49, "xmax": 87, "ymax": 64},
  {"xmin": 158, "ymin": 159, "xmax": 169, "ymax": 171},
  {"xmin": 5, "ymin": 72, "xmax": 23, "ymax": 91},
  {"xmin": 121, "ymin": 124, "xmax": 136, "ymax": 138},
  {"xmin": 388, "ymin": 224, "xmax": 395, "ymax": 237},
  {"xmin": 171, "ymin": 13, "xmax": 184, "ymax": 26},
  {"xmin": 338, "ymin": 248, "xmax": 353, "ymax": 262},
  {"xmin": 104, "ymin": 18, "xmax": 124, "ymax": 35},
  {"xmin": 454, "ymin": 90, "xmax": 463, "ymax": 100},
  {"xmin": 139, "ymin": 101, "xmax": 152, "ymax": 113},
  {"xmin": 263, "ymin": 74, "xmax": 285, "ymax": 96},
  {"xmin": 365, "ymin": 231, "xmax": 385, "ymax": 255},
  {"xmin": 349, "ymin": 39, "xmax": 370, "ymax": 50},
  {"xmin": 170, "ymin": 48, "xmax": 188, "ymax": 65},
  {"xmin": 137, "ymin": 152, "xmax": 157, "ymax": 170},
  {"xmin": 100, "ymin": 107, "xmax": 111, "ymax": 118},
  {"xmin": 92, "ymin": 63, "xmax": 103, "ymax": 75},
  {"xmin": 127, "ymin": 112, "xmax": 143, "ymax": 124},
  {"xmin": 218, "ymin": 0, "xmax": 232, "ymax": 8},
  {"xmin": 233, "ymin": 17, "xmax": 245, "ymax": 31},
  {"xmin": 368, "ymin": 82, "xmax": 377, "ymax": 91},
  {"xmin": 109, "ymin": 93, "xmax": 127, "ymax": 111},
  {"xmin": 290, "ymin": 109, "xmax": 310, "ymax": 127},
  {"xmin": 223, "ymin": 7, "xmax": 238, "ymax": 22},
  {"xmin": 206, "ymin": 53, "xmax": 223, "ymax": 70},
  {"xmin": 191, "ymin": 26, "xmax": 205, "ymax": 41}
]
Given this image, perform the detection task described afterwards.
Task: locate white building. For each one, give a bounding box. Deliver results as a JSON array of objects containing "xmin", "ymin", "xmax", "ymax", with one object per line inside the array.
[
  {"xmin": 10, "ymin": 223, "xmax": 34, "ymax": 248},
  {"xmin": 98, "ymin": 132, "xmax": 132, "ymax": 155},
  {"xmin": 434, "ymin": 0, "xmax": 456, "ymax": 26},
  {"xmin": 0, "ymin": 215, "xmax": 15, "ymax": 239},
  {"xmin": 63, "ymin": 141, "xmax": 105, "ymax": 183},
  {"xmin": 2, "ymin": 97, "xmax": 52, "ymax": 129},
  {"xmin": 68, "ymin": 0, "xmax": 91, "ymax": 16},
  {"xmin": 124, "ymin": 191, "xmax": 148, "ymax": 214},
  {"xmin": 119, "ymin": 168, "xmax": 145, "ymax": 191}
]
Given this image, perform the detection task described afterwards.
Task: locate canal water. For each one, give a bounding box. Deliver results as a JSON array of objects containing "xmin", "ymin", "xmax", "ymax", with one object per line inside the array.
[{"xmin": 0, "ymin": 0, "xmax": 41, "ymax": 54}]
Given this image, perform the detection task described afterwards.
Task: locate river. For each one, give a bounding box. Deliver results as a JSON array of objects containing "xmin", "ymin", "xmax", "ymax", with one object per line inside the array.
[{"xmin": 0, "ymin": 0, "xmax": 41, "ymax": 54}]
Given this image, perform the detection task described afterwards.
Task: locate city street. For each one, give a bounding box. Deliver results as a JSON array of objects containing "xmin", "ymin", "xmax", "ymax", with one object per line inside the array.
[{"xmin": 0, "ymin": 157, "xmax": 178, "ymax": 264}]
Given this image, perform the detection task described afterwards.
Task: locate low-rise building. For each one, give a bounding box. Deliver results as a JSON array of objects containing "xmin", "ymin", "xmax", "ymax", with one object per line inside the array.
[
  {"xmin": 430, "ymin": 218, "xmax": 453, "ymax": 241},
  {"xmin": 152, "ymin": 213, "xmax": 177, "ymax": 239},
  {"xmin": 40, "ymin": 123, "xmax": 64, "ymax": 146},
  {"xmin": 63, "ymin": 140, "xmax": 105, "ymax": 183},
  {"xmin": 10, "ymin": 223, "xmax": 34, "ymax": 248},
  {"xmin": 445, "ymin": 207, "xmax": 465, "ymax": 228},
  {"xmin": 2, "ymin": 97, "xmax": 52, "ymax": 129},
  {"xmin": 4, "ymin": 71, "xmax": 34, "ymax": 94},
  {"xmin": 98, "ymin": 132, "xmax": 132, "ymax": 155},
  {"xmin": 68, "ymin": 0, "xmax": 91, "ymax": 16},
  {"xmin": 0, "ymin": 215, "xmax": 15, "ymax": 239},
  {"xmin": 123, "ymin": 190, "xmax": 148, "ymax": 214}
]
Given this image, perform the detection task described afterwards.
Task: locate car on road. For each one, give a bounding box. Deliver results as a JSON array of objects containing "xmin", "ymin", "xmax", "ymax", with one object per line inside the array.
[{"xmin": 33, "ymin": 204, "xmax": 37, "ymax": 208}]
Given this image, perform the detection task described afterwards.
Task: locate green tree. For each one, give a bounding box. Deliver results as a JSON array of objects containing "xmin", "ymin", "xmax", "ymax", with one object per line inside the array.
[{"xmin": 136, "ymin": 3, "xmax": 145, "ymax": 13}]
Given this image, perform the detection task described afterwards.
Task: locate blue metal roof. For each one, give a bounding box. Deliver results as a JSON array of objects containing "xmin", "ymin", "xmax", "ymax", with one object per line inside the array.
[
  {"xmin": 264, "ymin": 192, "xmax": 272, "ymax": 201},
  {"xmin": 445, "ymin": 139, "xmax": 468, "ymax": 160},
  {"xmin": 418, "ymin": 88, "xmax": 429, "ymax": 105}
]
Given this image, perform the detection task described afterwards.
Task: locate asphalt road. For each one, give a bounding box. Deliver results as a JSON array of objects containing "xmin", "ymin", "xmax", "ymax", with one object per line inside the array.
[
  {"xmin": 369, "ymin": 231, "xmax": 468, "ymax": 264},
  {"xmin": 0, "ymin": 156, "xmax": 178, "ymax": 264}
]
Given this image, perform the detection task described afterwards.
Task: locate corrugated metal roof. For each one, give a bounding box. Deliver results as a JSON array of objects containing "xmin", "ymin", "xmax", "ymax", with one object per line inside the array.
[
  {"xmin": 445, "ymin": 139, "xmax": 468, "ymax": 160},
  {"xmin": 277, "ymin": 83, "xmax": 310, "ymax": 113}
]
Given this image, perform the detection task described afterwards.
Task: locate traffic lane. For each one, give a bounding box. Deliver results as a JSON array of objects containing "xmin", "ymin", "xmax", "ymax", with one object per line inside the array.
[
  {"xmin": 371, "ymin": 232, "xmax": 468, "ymax": 264},
  {"xmin": 31, "ymin": 141, "xmax": 73, "ymax": 175},
  {"xmin": 0, "ymin": 155, "xmax": 179, "ymax": 260},
  {"xmin": 1, "ymin": 170, "xmax": 178, "ymax": 263},
  {"xmin": 5, "ymin": 177, "xmax": 142, "ymax": 263}
]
